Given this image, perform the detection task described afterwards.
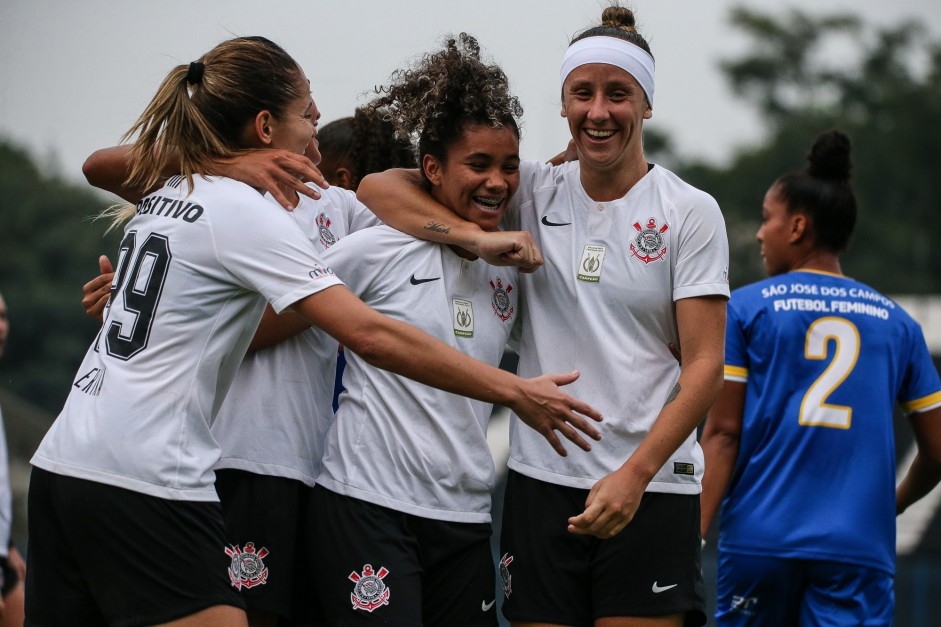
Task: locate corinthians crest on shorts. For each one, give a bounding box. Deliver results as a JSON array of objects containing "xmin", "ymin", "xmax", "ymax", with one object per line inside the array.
[
  {"xmin": 630, "ymin": 217, "xmax": 669, "ymax": 264},
  {"xmin": 225, "ymin": 542, "xmax": 269, "ymax": 590},
  {"xmin": 349, "ymin": 563, "xmax": 391, "ymax": 612},
  {"xmin": 490, "ymin": 277, "xmax": 515, "ymax": 321},
  {"xmin": 317, "ymin": 212, "xmax": 339, "ymax": 248},
  {"xmin": 499, "ymin": 553, "xmax": 514, "ymax": 598}
]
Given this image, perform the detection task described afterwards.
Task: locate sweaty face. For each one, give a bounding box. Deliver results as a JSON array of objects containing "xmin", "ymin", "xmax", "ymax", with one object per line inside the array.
[
  {"xmin": 270, "ymin": 69, "xmax": 319, "ymax": 159},
  {"xmin": 425, "ymin": 123, "xmax": 520, "ymax": 232},
  {"xmin": 757, "ymin": 185, "xmax": 799, "ymax": 277},
  {"xmin": 561, "ymin": 63, "xmax": 651, "ymax": 173}
]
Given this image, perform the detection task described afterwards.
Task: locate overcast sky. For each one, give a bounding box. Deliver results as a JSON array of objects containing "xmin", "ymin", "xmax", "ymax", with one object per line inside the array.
[{"xmin": 1, "ymin": 0, "xmax": 939, "ymax": 185}]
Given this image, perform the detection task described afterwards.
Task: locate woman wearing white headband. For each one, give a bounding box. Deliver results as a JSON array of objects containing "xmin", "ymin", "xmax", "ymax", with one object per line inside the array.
[
  {"xmin": 360, "ymin": 8, "xmax": 727, "ymax": 626},
  {"xmin": 240, "ymin": 5, "xmax": 728, "ymax": 625}
]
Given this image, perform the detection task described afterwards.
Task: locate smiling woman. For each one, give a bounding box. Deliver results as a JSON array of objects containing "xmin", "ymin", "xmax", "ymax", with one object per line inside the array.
[
  {"xmin": 306, "ymin": 33, "xmax": 536, "ymax": 626},
  {"xmin": 25, "ymin": 33, "xmax": 603, "ymax": 627},
  {"xmin": 357, "ymin": 6, "xmax": 730, "ymax": 626}
]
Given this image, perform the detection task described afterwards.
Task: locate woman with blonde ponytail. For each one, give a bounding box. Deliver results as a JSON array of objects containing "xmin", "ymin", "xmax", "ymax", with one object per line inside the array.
[{"xmin": 26, "ymin": 35, "xmax": 602, "ymax": 626}]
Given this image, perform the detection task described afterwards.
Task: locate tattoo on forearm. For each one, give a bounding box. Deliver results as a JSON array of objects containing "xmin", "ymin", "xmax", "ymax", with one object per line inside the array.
[
  {"xmin": 664, "ymin": 383, "xmax": 681, "ymax": 407},
  {"xmin": 425, "ymin": 221, "xmax": 451, "ymax": 234}
]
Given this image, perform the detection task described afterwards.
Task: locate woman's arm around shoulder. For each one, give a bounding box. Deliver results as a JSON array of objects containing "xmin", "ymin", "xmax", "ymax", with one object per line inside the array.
[
  {"xmin": 357, "ymin": 168, "xmax": 543, "ymax": 272},
  {"xmin": 291, "ymin": 284, "xmax": 603, "ymax": 455}
]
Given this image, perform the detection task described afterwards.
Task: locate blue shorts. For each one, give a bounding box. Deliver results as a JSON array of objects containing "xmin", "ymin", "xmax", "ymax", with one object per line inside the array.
[{"xmin": 715, "ymin": 550, "xmax": 893, "ymax": 626}]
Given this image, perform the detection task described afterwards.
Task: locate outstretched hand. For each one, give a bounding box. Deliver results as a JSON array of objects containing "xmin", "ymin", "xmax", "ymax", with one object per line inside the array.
[
  {"xmin": 567, "ymin": 465, "xmax": 647, "ymax": 538},
  {"xmin": 510, "ymin": 370, "xmax": 602, "ymax": 456},
  {"xmin": 82, "ymin": 255, "xmax": 114, "ymax": 322},
  {"xmin": 472, "ymin": 230, "xmax": 544, "ymax": 273},
  {"xmin": 214, "ymin": 149, "xmax": 329, "ymax": 210}
]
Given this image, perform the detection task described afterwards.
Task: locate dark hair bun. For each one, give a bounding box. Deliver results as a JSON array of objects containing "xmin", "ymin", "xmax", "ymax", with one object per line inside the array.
[{"xmin": 807, "ymin": 130, "xmax": 852, "ymax": 181}]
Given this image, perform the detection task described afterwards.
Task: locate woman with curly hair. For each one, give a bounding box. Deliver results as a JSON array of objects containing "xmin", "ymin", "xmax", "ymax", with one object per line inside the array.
[
  {"xmin": 34, "ymin": 33, "xmax": 603, "ymax": 626},
  {"xmin": 308, "ymin": 33, "xmax": 531, "ymax": 626},
  {"xmin": 356, "ymin": 6, "xmax": 729, "ymax": 626}
]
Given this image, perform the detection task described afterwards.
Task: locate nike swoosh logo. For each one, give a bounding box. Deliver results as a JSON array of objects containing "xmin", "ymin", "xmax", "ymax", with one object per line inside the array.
[
  {"xmin": 652, "ymin": 582, "xmax": 678, "ymax": 593},
  {"xmin": 482, "ymin": 599, "xmax": 496, "ymax": 611},
  {"xmin": 409, "ymin": 274, "xmax": 441, "ymax": 285},
  {"xmin": 541, "ymin": 215, "xmax": 571, "ymax": 227}
]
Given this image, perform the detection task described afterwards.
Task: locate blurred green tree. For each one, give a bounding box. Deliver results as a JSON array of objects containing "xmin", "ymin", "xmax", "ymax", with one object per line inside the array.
[
  {"xmin": 676, "ymin": 7, "xmax": 941, "ymax": 291},
  {"xmin": 0, "ymin": 140, "xmax": 121, "ymax": 411}
]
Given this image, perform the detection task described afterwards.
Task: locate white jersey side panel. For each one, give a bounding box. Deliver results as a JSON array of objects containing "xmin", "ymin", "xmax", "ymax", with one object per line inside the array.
[
  {"xmin": 506, "ymin": 161, "xmax": 730, "ymax": 492},
  {"xmin": 31, "ymin": 176, "xmax": 343, "ymax": 501},
  {"xmin": 317, "ymin": 226, "xmax": 519, "ymax": 523},
  {"xmin": 213, "ymin": 186, "xmax": 379, "ymax": 484}
]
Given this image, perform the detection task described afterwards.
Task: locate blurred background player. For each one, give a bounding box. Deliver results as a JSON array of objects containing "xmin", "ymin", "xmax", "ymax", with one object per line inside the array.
[
  {"xmin": 699, "ymin": 130, "xmax": 941, "ymax": 625},
  {"xmin": 0, "ymin": 291, "xmax": 25, "ymax": 627}
]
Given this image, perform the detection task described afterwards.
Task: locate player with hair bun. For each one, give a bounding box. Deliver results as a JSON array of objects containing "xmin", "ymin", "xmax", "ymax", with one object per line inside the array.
[
  {"xmin": 30, "ymin": 34, "xmax": 601, "ymax": 626},
  {"xmin": 357, "ymin": 5, "xmax": 729, "ymax": 625},
  {"xmin": 309, "ymin": 33, "xmax": 532, "ymax": 626},
  {"xmin": 700, "ymin": 130, "xmax": 941, "ymax": 625}
]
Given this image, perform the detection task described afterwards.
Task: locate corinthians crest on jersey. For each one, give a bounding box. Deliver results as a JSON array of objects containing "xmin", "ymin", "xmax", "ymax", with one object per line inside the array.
[
  {"xmin": 225, "ymin": 542, "xmax": 269, "ymax": 590},
  {"xmin": 349, "ymin": 563, "xmax": 391, "ymax": 612},
  {"xmin": 317, "ymin": 212, "xmax": 339, "ymax": 248},
  {"xmin": 490, "ymin": 276, "xmax": 515, "ymax": 321},
  {"xmin": 630, "ymin": 217, "xmax": 670, "ymax": 264}
]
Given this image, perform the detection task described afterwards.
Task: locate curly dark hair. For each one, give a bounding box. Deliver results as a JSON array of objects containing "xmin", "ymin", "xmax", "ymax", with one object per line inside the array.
[{"xmin": 369, "ymin": 33, "xmax": 523, "ymax": 182}]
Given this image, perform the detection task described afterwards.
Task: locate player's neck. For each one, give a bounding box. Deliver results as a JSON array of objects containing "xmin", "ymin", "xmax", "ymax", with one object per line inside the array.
[{"xmin": 792, "ymin": 250, "xmax": 842, "ymax": 276}]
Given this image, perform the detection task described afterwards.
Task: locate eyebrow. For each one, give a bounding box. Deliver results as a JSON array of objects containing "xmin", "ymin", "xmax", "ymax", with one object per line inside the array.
[{"xmin": 464, "ymin": 151, "xmax": 521, "ymax": 160}]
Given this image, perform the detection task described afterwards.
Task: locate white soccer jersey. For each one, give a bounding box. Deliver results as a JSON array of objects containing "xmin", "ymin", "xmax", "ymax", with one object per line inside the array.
[
  {"xmin": 505, "ymin": 160, "xmax": 729, "ymax": 493},
  {"xmin": 31, "ymin": 176, "xmax": 343, "ymax": 502},
  {"xmin": 316, "ymin": 226, "xmax": 520, "ymax": 523},
  {"xmin": 212, "ymin": 186, "xmax": 379, "ymax": 485}
]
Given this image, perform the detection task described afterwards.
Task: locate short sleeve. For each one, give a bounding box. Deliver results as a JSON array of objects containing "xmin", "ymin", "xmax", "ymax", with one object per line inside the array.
[{"xmin": 209, "ymin": 194, "xmax": 343, "ymax": 313}]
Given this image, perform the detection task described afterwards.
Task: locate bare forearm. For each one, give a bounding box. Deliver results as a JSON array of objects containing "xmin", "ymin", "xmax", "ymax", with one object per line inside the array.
[
  {"xmin": 351, "ymin": 313, "xmax": 522, "ymax": 405},
  {"xmin": 358, "ymin": 169, "xmax": 544, "ymax": 270},
  {"xmin": 899, "ymin": 407, "xmax": 941, "ymax": 514},
  {"xmin": 897, "ymin": 453, "xmax": 941, "ymax": 515},
  {"xmin": 623, "ymin": 358, "xmax": 723, "ymax": 484},
  {"xmin": 248, "ymin": 305, "xmax": 312, "ymax": 352},
  {"xmin": 700, "ymin": 428, "xmax": 739, "ymax": 536},
  {"xmin": 83, "ymin": 144, "xmax": 167, "ymax": 203},
  {"xmin": 293, "ymin": 286, "xmax": 601, "ymax": 454},
  {"xmin": 358, "ymin": 169, "xmax": 485, "ymax": 249}
]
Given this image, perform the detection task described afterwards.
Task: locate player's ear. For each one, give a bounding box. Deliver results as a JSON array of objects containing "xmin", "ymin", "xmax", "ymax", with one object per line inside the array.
[
  {"xmin": 422, "ymin": 154, "xmax": 443, "ymax": 187},
  {"xmin": 253, "ymin": 110, "xmax": 275, "ymax": 146},
  {"xmin": 790, "ymin": 212, "xmax": 809, "ymax": 243},
  {"xmin": 333, "ymin": 167, "xmax": 353, "ymax": 191}
]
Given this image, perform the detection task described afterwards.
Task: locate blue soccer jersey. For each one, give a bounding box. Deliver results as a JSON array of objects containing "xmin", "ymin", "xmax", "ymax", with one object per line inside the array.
[{"xmin": 718, "ymin": 270, "xmax": 941, "ymax": 574}]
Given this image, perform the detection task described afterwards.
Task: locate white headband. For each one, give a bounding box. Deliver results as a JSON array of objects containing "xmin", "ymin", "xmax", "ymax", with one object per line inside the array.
[{"xmin": 560, "ymin": 36, "xmax": 655, "ymax": 106}]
